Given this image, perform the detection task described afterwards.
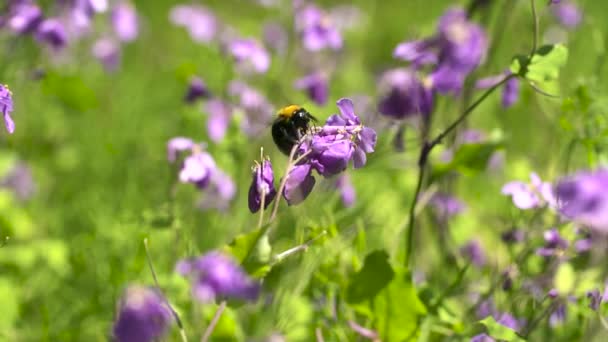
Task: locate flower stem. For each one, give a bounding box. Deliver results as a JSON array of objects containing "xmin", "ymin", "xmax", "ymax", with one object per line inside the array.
[
  {"xmin": 530, "ymin": 0, "xmax": 539, "ymax": 57},
  {"xmin": 143, "ymin": 238, "xmax": 188, "ymax": 342},
  {"xmin": 403, "ymin": 75, "xmax": 515, "ymax": 267},
  {"xmin": 201, "ymin": 300, "xmax": 227, "ymax": 342}
]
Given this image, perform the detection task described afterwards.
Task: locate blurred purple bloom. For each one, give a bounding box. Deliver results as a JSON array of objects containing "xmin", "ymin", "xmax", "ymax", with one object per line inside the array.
[
  {"xmin": 476, "ymin": 71, "xmax": 520, "ymax": 108},
  {"xmin": 179, "ymin": 151, "xmax": 216, "ymax": 189},
  {"xmin": 228, "ymin": 38, "xmax": 271, "ymax": 74},
  {"xmin": 496, "ymin": 313, "xmax": 522, "ymax": 332},
  {"xmin": 471, "ymin": 334, "xmax": 495, "ymax": 342},
  {"xmin": 283, "ymin": 164, "xmax": 316, "ymax": 205},
  {"xmin": 229, "ymin": 81, "xmax": 273, "ymax": 136},
  {"xmin": 169, "ymin": 5, "xmax": 218, "ymax": 43},
  {"xmin": 501, "ymin": 229, "xmax": 525, "ymax": 244},
  {"xmin": 431, "ymin": 193, "xmax": 466, "ymax": 218},
  {"xmin": 92, "ymin": 37, "xmax": 121, "ymax": 72},
  {"xmin": 536, "ymin": 228, "xmax": 569, "ymax": 257},
  {"xmin": 167, "ymin": 137, "xmax": 195, "ymax": 162},
  {"xmin": 502, "ymin": 173, "xmax": 555, "ymax": 210},
  {"xmin": 296, "ymin": 4, "xmax": 342, "ymax": 51},
  {"xmin": 263, "ymin": 22, "xmax": 288, "ymax": 54},
  {"xmin": 0, "ymin": 162, "xmax": 35, "ymax": 201},
  {"xmin": 377, "ymin": 68, "xmax": 433, "ymax": 120},
  {"xmin": 1, "ymin": 85, "xmax": 15, "ymax": 134},
  {"xmin": 328, "ymin": 5, "xmax": 364, "ymax": 32},
  {"xmin": 294, "ymin": 72, "xmax": 329, "ymax": 106},
  {"xmin": 336, "ymin": 173, "xmax": 355, "ymax": 207},
  {"xmin": 549, "ymin": 304, "xmax": 566, "ymax": 327},
  {"xmin": 111, "ymin": 2, "xmax": 138, "ymax": 42},
  {"xmin": 587, "ymin": 289, "xmax": 602, "ymax": 311},
  {"xmin": 205, "ymin": 99, "xmax": 232, "ymax": 143},
  {"xmin": 248, "ymin": 158, "xmax": 277, "ymax": 213},
  {"xmin": 552, "ymin": 2, "xmax": 582, "ymax": 29},
  {"xmin": 199, "ymin": 169, "xmax": 236, "ymax": 211},
  {"xmin": 177, "ymin": 251, "xmax": 260, "ymax": 302},
  {"xmin": 36, "ymin": 19, "xmax": 68, "ymax": 50},
  {"xmin": 575, "ymin": 238, "xmax": 592, "ymax": 253},
  {"xmin": 555, "ymin": 169, "xmax": 608, "ymax": 232},
  {"xmin": 476, "ymin": 299, "xmax": 496, "ymax": 319},
  {"xmin": 393, "ymin": 39, "xmax": 438, "ymax": 67},
  {"xmin": 460, "ymin": 239, "xmax": 486, "ymax": 267},
  {"xmin": 7, "ymin": 3, "xmax": 42, "ymax": 34},
  {"xmin": 184, "ymin": 76, "xmax": 209, "ymax": 103},
  {"xmin": 113, "ymin": 286, "xmax": 172, "ymax": 342},
  {"xmin": 548, "ymin": 288, "xmax": 559, "ymax": 298}
]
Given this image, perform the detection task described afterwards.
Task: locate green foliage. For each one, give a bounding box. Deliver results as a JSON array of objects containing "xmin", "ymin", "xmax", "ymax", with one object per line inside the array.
[
  {"xmin": 41, "ymin": 72, "xmax": 99, "ymax": 111},
  {"xmin": 478, "ymin": 316, "xmax": 526, "ymax": 342},
  {"xmin": 346, "ymin": 250, "xmax": 395, "ymax": 303},
  {"xmin": 432, "ymin": 141, "xmax": 503, "ymax": 180},
  {"xmin": 510, "ymin": 44, "xmax": 568, "ymax": 94}
]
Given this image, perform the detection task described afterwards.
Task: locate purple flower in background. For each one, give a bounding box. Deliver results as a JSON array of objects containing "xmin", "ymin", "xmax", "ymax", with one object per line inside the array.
[
  {"xmin": 0, "ymin": 162, "xmax": 35, "ymax": 201},
  {"xmin": 296, "ymin": 4, "xmax": 342, "ymax": 51},
  {"xmin": 431, "ymin": 192, "xmax": 466, "ymax": 218},
  {"xmin": 179, "ymin": 151, "xmax": 216, "ymax": 189},
  {"xmin": 336, "ymin": 173, "xmax": 355, "ymax": 207},
  {"xmin": 536, "ymin": 228, "xmax": 568, "ymax": 257},
  {"xmin": 7, "ymin": 3, "xmax": 42, "ymax": 34},
  {"xmin": 552, "ymin": 1, "xmax": 582, "ymax": 29},
  {"xmin": 184, "ymin": 76, "xmax": 209, "ymax": 103},
  {"xmin": 378, "ymin": 68, "xmax": 433, "ymax": 120},
  {"xmin": 460, "ymin": 239, "xmax": 486, "ymax": 267},
  {"xmin": 294, "ymin": 72, "xmax": 329, "ymax": 106},
  {"xmin": 587, "ymin": 289, "xmax": 603, "ymax": 311},
  {"xmin": 393, "ymin": 39, "xmax": 438, "ymax": 67},
  {"xmin": 199, "ymin": 169, "xmax": 236, "ymax": 211},
  {"xmin": 549, "ymin": 304, "xmax": 566, "ymax": 327},
  {"xmin": 228, "ymin": 38, "xmax": 271, "ymax": 74},
  {"xmin": 248, "ymin": 158, "xmax": 277, "ymax": 213},
  {"xmin": 36, "ymin": 19, "xmax": 68, "ymax": 50},
  {"xmin": 113, "ymin": 286, "xmax": 172, "ymax": 342},
  {"xmin": 476, "ymin": 71, "xmax": 520, "ymax": 108},
  {"xmin": 501, "ymin": 229, "xmax": 525, "ymax": 244},
  {"xmin": 169, "ymin": 4, "xmax": 218, "ymax": 44},
  {"xmin": 167, "ymin": 137, "xmax": 195, "ymax": 162},
  {"xmin": 229, "ymin": 81, "xmax": 273, "ymax": 136},
  {"xmin": 111, "ymin": 2, "xmax": 138, "ymax": 42},
  {"xmin": 92, "ymin": 37, "xmax": 121, "ymax": 72},
  {"xmin": 496, "ymin": 312, "xmax": 523, "ymax": 332},
  {"xmin": 263, "ymin": 22, "xmax": 288, "ymax": 54},
  {"xmin": 502, "ymin": 173, "xmax": 555, "ymax": 210},
  {"xmin": 555, "ymin": 169, "xmax": 608, "ymax": 232},
  {"xmin": 1, "ymin": 85, "xmax": 15, "ymax": 134},
  {"xmin": 471, "ymin": 334, "xmax": 495, "ymax": 342},
  {"xmin": 575, "ymin": 237, "xmax": 592, "ymax": 253},
  {"xmin": 205, "ymin": 99, "xmax": 232, "ymax": 143},
  {"xmin": 283, "ymin": 164, "xmax": 316, "ymax": 205},
  {"xmin": 176, "ymin": 251, "xmax": 260, "ymax": 302}
]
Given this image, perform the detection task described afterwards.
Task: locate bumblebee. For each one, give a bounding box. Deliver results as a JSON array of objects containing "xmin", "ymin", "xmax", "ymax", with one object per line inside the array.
[{"xmin": 272, "ymin": 105, "xmax": 317, "ymax": 155}]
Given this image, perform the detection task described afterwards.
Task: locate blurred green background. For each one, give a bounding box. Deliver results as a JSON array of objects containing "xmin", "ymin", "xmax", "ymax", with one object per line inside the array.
[{"xmin": 2, "ymin": 0, "xmax": 608, "ymax": 340}]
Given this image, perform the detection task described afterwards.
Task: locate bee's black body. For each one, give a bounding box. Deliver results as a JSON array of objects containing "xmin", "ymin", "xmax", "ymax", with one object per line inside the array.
[{"xmin": 272, "ymin": 105, "xmax": 317, "ymax": 155}]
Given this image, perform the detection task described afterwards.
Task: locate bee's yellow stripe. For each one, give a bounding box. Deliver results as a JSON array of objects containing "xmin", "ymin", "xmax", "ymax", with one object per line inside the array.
[{"xmin": 278, "ymin": 105, "xmax": 301, "ymax": 119}]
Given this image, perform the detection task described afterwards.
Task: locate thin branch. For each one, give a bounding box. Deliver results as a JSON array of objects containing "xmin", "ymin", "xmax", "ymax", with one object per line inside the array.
[
  {"xmin": 530, "ymin": 0, "xmax": 539, "ymax": 56},
  {"xmin": 201, "ymin": 301, "xmax": 227, "ymax": 342}
]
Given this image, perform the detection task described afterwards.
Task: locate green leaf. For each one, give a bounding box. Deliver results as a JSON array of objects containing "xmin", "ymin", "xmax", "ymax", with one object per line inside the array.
[
  {"xmin": 554, "ymin": 262, "xmax": 576, "ymax": 294},
  {"xmin": 510, "ymin": 44, "xmax": 568, "ymax": 94},
  {"xmin": 0, "ymin": 278, "xmax": 19, "ymax": 330},
  {"xmin": 374, "ymin": 268, "xmax": 427, "ymax": 341},
  {"xmin": 346, "ymin": 250, "xmax": 395, "ymax": 303},
  {"xmin": 479, "ymin": 316, "xmax": 526, "ymax": 342},
  {"xmin": 42, "ymin": 72, "xmax": 98, "ymax": 111},
  {"xmin": 223, "ymin": 228, "xmax": 272, "ymax": 278},
  {"xmin": 432, "ymin": 142, "xmax": 503, "ymax": 180}
]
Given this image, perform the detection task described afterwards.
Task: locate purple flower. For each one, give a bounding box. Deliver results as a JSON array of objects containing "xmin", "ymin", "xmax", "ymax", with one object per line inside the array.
[
  {"xmin": 476, "ymin": 71, "xmax": 520, "ymax": 108},
  {"xmin": 437, "ymin": 8, "xmax": 487, "ymax": 73},
  {"xmin": 501, "ymin": 229, "xmax": 525, "ymax": 244},
  {"xmin": 555, "ymin": 169, "xmax": 608, "ymax": 232},
  {"xmin": 0, "ymin": 162, "xmax": 35, "ymax": 201},
  {"xmin": 471, "ymin": 334, "xmax": 495, "ymax": 342},
  {"xmin": 198, "ymin": 169, "xmax": 236, "ymax": 211},
  {"xmin": 205, "ymin": 99, "xmax": 232, "ymax": 143},
  {"xmin": 176, "ymin": 251, "xmax": 260, "ymax": 302},
  {"xmin": 552, "ymin": 2, "xmax": 582, "ymax": 29},
  {"xmin": 431, "ymin": 193, "xmax": 466, "ymax": 218},
  {"xmin": 229, "ymin": 81, "xmax": 273, "ymax": 136},
  {"xmin": 587, "ymin": 289, "xmax": 603, "ymax": 311},
  {"xmin": 296, "ymin": 4, "xmax": 342, "ymax": 51},
  {"xmin": 169, "ymin": 5, "xmax": 218, "ymax": 44},
  {"xmin": 167, "ymin": 137, "xmax": 195, "ymax": 162},
  {"xmin": 574, "ymin": 238, "xmax": 592, "ymax": 253},
  {"xmin": 460, "ymin": 239, "xmax": 486, "ymax": 267},
  {"xmin": 113, "ymin": 286, "xmax": 172, "ymax": 342},
  {"xmin": 184, "ymin": 76, "xmax": 209, "ymax": 103},
  {"xmin": 283, "ymin": 163, "xmax": 316, "ymax": 205},
  {"xmin": 536, "ymin": 228, "xmax": 568, "ymax": 257},
  {"xmin": 111, "ymin": 2, "xmax": 138, "ymax": 42},
  {"xmin": 248, "ymin": 158, "xmax": 277, "ymax": 213},
  {"xmin": 502, "ymin": 173, "xmax": 555, "ymax": 210},
  {"xmin": 549, "ymin": 304, "xmax": 566, "ymax": 327},
  {"xmin": 496, "ymin": 312, "xmax": 522, "ymax": 332},
  {"xmin": 179, "ymin": 151, "xmax": 216, "ymax": 189},
  {"xmin": 91, "ymin": 37, "xmax": 121, "ymax": 72},
  {"xmin": 228, "ymin": 38, "xmax": 271, "ymax": 74},
  {"xmin": 393, "ymin": 39, "xmax": 438, "ymax": 67},
  {"xmin": 263, "ymin": 22, "xmax": 288, "ymax": 54},
  {"xmin": 294, "ymin": 73, "xmax": 329, "ymax": 106},
  {"xmin": 377, "ymin": 68, "xmax": 433, "ymax": 120},
  {"xmin": 1, "ymin": 85, "xmax": 15, "ymax": 134},
  {"xmin": 7, "ymin": 3, "xmax": 42, "ymax": 34},
  {"xmin": 36, "ymin": 19, "xmax": 68, "ymax": 50},
  {"xmin": 336, "ymin": 174, "xmax": 355, "ymax": 207}
]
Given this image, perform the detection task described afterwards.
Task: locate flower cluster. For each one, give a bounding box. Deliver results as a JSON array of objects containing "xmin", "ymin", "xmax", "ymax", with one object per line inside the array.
[
  {"xmin": 176, "ymin": 251, "xmax": 260, "ymax": 302},
  {"xmin": 501, "ymin": 173, "xmax": 555, "ymax": 210},
  {"xmin": 555, "ymin": 169, "xmax": 608, "ymax": 232},
  {"xmin": 167, "ymin": 137, "xmax": 236, "ymax": 210},
  {"xmin": 248, "ymin": 98, "xmax": 376, "ymax": 209},
  {"xmin": 1, "ymin": 84, "xmax": 15, "ymax": 134},
  {"xmin": 112, "ymin": 286, "xmax": 173, "ymax": 342}
]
